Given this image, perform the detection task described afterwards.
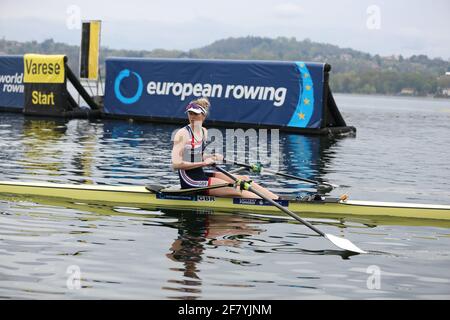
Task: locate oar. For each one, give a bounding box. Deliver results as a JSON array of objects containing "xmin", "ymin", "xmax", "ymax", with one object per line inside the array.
[
  {"xmin": 213, "ymin": 165, "xmax": 366, "ymax": 254},
  {"xmin": 223, "ymin": 160, "xmax": 337, "ymax": 192},
  {"xmin": 154, "ymin": 182, "xmax": 234, "ymax": 194}
]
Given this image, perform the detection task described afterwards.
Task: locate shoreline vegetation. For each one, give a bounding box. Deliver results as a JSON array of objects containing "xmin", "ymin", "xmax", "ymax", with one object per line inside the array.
[{"xmin": 1, "ymin": 36, "xmax": 449, "ymax": 98}]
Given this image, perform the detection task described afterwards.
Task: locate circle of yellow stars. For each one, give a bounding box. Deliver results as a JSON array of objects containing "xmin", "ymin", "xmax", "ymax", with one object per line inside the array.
[{"xmin": 298, "ymin": 83, "xmax": 312, "ymax": 120}]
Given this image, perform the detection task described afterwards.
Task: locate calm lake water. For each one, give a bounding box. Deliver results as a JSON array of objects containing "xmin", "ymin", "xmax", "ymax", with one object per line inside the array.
[{"xmin": 0, "ymin": 94, "xmax": 449, "ymax": 299}]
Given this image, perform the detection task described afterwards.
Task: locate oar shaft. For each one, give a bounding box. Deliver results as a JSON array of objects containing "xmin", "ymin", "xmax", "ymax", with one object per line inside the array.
[
  {"xmin": 224, "ymin": 159, "xmax": 334, "ymax": 188},
  {"xmin": 250, "ymin": 186, "xmax": 325, "ymax": 236},
  {"xmin": 213, "ymin": 164, "xmax": 366, "ymax": 254},
  {"xmin": 160, "ymin": 182, "xmax": 234, "ymax": 194},
  {"xmin": 214, "ymin": 165, "xmax": 325, "ymax": 236},
  {"xmin": 263, "ymin": 168, "xmax": 327, "ymax": 186}
]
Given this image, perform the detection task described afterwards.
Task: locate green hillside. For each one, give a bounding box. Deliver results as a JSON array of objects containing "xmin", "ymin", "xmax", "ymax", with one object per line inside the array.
[{"xmin": 1, "ymin": 36, "xmax": 449, "ymax": 96}]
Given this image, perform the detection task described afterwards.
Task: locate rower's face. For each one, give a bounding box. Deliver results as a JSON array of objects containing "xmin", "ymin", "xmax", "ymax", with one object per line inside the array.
[{"xmin": 188, "ymin": 111, "xmax": 205, "ymax": 125}]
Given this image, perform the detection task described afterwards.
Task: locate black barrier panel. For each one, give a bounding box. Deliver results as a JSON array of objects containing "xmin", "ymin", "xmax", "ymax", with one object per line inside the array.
[
  {"xmin": 79, "ymin": 21, "xmax": 101, "ymax": 80},
  {"xmin": 24, "ymin": 83, "xmax": 68, "ymax": 116},
  {"xmin": 80, "ymin": 23, "xmax": 90, "ymax": 79}
]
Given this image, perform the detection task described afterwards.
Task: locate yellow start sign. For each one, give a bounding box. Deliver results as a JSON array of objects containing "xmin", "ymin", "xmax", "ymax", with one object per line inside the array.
[
  {"xmin": 32, "ymin": 91, "xmax": 55, "ymax": 105},
  {"xmin": 24, "ymin": 54, "xmax": 66, "ymax": 83}
]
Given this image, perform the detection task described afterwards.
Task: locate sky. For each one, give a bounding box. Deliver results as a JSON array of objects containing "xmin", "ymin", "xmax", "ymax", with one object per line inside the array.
[{"xmin": 1, "ymin": 0, "xmax": 449, "ymax": 59}]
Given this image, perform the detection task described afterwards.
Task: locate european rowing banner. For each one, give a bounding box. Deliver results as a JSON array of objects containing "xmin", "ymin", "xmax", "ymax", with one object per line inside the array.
[
  {"xmin": 104, "ymin": 58, "xmax": 327, "ymax": 129},
  {"xmin": 0, "ymin": 55, "xmax": 24, "ymax": 110}
]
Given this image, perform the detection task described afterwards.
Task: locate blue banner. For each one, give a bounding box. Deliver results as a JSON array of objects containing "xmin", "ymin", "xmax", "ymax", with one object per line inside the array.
[
  {"xmin": 104, "ymin": 58, "xmax": 325, "ymax": 128},
  {"xmin": 0, "ymin": 55, "xmax": 24, "ymax": 109}
]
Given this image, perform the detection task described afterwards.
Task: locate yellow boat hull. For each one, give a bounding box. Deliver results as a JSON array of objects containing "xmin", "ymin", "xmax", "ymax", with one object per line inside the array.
[{"xmin": 1, "ymin": 181, "xmax": 450, "ymax": 224}]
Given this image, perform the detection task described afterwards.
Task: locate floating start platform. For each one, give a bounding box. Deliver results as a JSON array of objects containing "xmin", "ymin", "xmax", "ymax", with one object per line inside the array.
[
  {"xmin": 0, "ymin": 54, "xmax": 101, "ymax": 119},
  {"xmin": 0, "ymin": 54, "xmax": 355, "ymax": 136}
]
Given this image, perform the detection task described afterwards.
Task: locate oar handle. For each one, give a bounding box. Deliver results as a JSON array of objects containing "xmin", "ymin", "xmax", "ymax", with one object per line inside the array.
[{"xmin": 223, "ymin": 159, "xmax": 259, "ymax": 172}]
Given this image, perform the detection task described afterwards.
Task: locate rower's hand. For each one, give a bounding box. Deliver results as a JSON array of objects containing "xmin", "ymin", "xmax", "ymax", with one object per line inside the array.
[
  {"xmin": 203, "ymin": 158, "xmax": 216, "ymax": 166},
  {"xmin": 212, "ymin": 153, "xmax": 224, "ymax": 162}
]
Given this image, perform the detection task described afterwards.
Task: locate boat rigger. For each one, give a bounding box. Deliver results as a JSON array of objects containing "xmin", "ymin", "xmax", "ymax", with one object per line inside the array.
[{"xmin": 1, "ymin": 180, "xmax": 449, "ymax": 221}]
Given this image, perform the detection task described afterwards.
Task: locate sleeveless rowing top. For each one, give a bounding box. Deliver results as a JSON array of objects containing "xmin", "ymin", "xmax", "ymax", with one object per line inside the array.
[
  {"xmin": 178, "ymin": 125, "xmax": 210, "ymax": 188},
  {"xmin": 182, "ymin": 125, "xmax": 206, "ymax": 163}
]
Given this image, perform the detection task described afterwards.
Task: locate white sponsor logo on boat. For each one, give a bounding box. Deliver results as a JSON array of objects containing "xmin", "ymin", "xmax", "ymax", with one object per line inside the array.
[
  {"xmin": 197, "ymin": 195, "xmax": 215, "ymax": 202},
  {"xmin": 237, "ymin": 198, "xmax": 261, "ymax": 205}
]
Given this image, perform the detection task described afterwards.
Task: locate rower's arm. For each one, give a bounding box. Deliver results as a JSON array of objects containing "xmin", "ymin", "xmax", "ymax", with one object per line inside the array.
[
  {"xmin": 202, "ymin": 128, "xmax": 224, "ymax": 161},
  {"xmin": 171, "ymin": 130, "xmax": 208, "ymax": 170},
  {"xmin": 202, "ymin": 128, "xmax": 212, "ymax": 160}
]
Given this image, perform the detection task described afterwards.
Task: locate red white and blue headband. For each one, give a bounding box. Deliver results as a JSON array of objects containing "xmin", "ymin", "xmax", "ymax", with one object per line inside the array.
[{"xmin": 185, "ymin": 103, "xmax": 207, "ymax": 115}]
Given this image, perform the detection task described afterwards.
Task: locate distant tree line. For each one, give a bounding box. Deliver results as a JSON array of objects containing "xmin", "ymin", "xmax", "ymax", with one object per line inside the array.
[
  {"xmin": 1, "ymin": 36, "xmax": 449, "ymax": 97},
  {"xmin": 331, "ymin": 71, "xmax": 445, "ymax": 96}
]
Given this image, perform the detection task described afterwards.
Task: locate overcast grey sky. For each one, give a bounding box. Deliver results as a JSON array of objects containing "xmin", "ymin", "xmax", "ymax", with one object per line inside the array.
[{"xmin": 1, "ymin": 0, "xmax": 449, "ymax": 59}]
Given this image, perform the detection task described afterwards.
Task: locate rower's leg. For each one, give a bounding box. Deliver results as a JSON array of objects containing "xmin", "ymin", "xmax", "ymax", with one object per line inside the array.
[
  {"xmin": 207, "ymin": 177, "xmax": 260, "ymax": 198},
  {"xmin": 213, "ymin": 172, "xmax": 252, "ymax": 183},
  {"xmin": 247, "ymin": 182, "xmax": 279, "ymax": 200},
  {"xmin": 212, "ymin": 173, "xmax": 278, "ymax": 199}
]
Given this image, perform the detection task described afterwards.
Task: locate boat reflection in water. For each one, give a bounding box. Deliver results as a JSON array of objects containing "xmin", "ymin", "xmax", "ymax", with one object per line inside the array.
[
  {"xmin": 160, "ymin": 207, "xmax": 363, "ymax": 299},
  {"xmin": 161, "ymin": 209, "xmax": 264, "ymax": 298}
]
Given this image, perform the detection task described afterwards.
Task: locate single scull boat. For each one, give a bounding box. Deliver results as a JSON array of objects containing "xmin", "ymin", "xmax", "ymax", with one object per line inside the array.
[{"xmin": 1, "ymin": 180, "xmax": 449, "ymax": 221}]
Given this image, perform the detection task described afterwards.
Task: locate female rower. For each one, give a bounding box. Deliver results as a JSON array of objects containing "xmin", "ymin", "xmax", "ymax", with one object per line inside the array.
[{"xmin": 171, "ymin": 97, "xmax": 278, "ymax": 199}]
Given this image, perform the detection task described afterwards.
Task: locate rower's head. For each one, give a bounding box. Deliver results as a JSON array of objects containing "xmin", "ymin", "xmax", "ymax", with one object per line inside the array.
[{"xmin": 186, "ymin": 97, "xmax": 210, "ymax": 124}]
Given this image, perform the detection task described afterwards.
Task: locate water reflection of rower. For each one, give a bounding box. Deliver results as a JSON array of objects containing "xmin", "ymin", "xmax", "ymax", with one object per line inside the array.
[{"xmin": 163, "ymin": 209, "xmax": 262, "ymax": 295}]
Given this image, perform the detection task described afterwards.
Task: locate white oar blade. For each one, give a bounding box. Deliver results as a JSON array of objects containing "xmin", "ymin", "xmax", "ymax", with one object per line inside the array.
[{"xmin": 325, "ymin": 234, "xmax": 367, "ymax": 254}]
